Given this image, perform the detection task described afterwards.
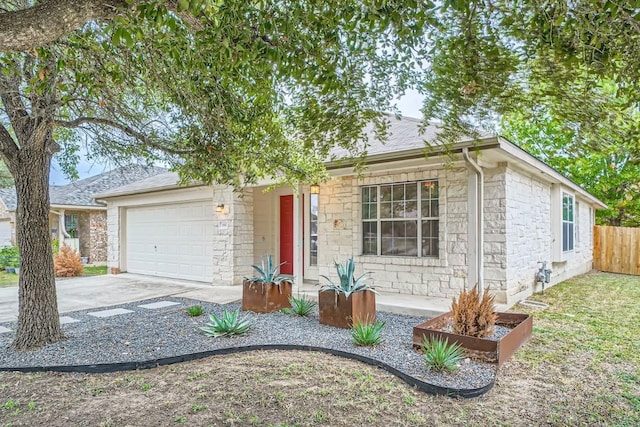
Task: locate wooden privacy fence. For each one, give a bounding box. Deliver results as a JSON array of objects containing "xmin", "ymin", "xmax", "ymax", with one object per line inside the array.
[{"xmin": 593, "ymin": 225, "xmax": 640, "ymax": 275}]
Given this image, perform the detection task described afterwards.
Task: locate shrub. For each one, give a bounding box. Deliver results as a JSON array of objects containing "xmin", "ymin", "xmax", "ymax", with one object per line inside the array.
[
  {"xmin": 319, "ymin": 257, "xmax": 375, "ymax": 298},
  {"xmin": 246, "ymin": 255, "xmax": 290, "ymax": 286},
  {"xmin": 351, "ymin": 318, "xmax": 385, "ymax": 346},
  {"xmin": 53, "ymin": 244, "xmax": 84, "ymax": 277},
  {"xmin": 186, "ymin": 305, "xmax": 204, "ymax": 317},
  {"xmin": 0, "ymin": 246, "xmax": 19, "ymax": 268},
  {"xmin": 200, "ymin": 308, "xmax": 251, "ymax": 337},
  {"xmin": 451, "ymin": 285, "xmax": 498, "ymax": 338},
  {"xmin": 282, "ymin": 296, "xmax": 316, "ymax": 316},
  {"xmin": 421, "ymin": 336, "xmax": 465, "ymax": 372}
]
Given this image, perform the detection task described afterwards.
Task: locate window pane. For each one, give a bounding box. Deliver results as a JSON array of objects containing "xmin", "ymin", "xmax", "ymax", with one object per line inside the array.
[
  {"xmin": 392, "ymin": 184, "xmax": 404, "ymax": 201},
  {"xmin": 380, "ymin": 202, "xmax": 392, "ymax": 218},
  {"xmin": 421, "ymin": 180, "xmax": 439, "ymax": 219},
  {"xmin": 362, "ymin": 222, "xmax": 377, "ymax": 255},
  {"xmin": 381, "ymin": 220, "xmax": 417, "ymax": 256},
  {"xmin": 362, "ymin": 186, "xmax": 376, "ymax": 203},
  {"xmin": 405, "ymin": 183, "xmax": 417, "ymax": 201},
  {"xmin": 422, "ymin": 220, "xmax": 439, "ymax": 257},
  {"xmin": 380, "ymin": 185, "xmax": 391, "ymax": 202},
  {"xmin": 310, "ymin": 193, "xmax": 319, "ymax": 266}
]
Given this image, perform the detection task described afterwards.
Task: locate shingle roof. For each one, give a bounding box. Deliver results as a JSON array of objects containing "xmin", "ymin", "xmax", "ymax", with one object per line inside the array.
[
  {"xmin": 93, "ymin": 171, "xmax": 182, "ymax": 199},
  {"xmin": 0, "ymin": 165, "xmax": 167, "ymax": 211},
  {"xmin": 98, "ymin": 116, "xmax": 495, "ymax": 198}
]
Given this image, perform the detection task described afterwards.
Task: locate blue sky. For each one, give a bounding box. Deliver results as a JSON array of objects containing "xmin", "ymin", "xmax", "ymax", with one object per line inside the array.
[{"xmin": 49, "ymin": 90, "xmax": 425, "ymax": 184}]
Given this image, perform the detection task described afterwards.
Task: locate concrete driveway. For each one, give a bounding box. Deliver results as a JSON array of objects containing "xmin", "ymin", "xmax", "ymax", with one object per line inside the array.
[{"xmin": 0, "ymin": 273, "xmax": 242, "ymax": 323}]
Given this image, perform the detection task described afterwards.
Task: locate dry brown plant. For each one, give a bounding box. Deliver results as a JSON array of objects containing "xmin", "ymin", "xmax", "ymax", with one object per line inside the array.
[
  {"xmin": 53, "ymin": 244, "xmax": 84, "ymax": 277},
  {"xmin": 451, "ymin": 285, "xmax": 498, "ymax": 337}
]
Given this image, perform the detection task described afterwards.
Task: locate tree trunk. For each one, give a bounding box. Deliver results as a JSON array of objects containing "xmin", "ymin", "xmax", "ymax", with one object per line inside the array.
[{"xmin": 10, "ymin": 145, "xmax": 65, "ymax": 350}]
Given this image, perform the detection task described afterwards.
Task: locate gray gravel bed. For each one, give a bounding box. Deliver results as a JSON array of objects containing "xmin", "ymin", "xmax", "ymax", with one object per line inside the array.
[{"xmin": 0, "ymin": 298, "xmax": 497, "ymax": 390}]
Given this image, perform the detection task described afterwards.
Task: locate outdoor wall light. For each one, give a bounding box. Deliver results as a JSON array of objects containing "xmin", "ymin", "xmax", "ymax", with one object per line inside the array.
[
  {"xmin": 310, "ymin": 184, "xmax": 320, "ymax": 194},
  {"xmin": 216, "ymin": 204, "xmax": 225, "ymax": 212}
]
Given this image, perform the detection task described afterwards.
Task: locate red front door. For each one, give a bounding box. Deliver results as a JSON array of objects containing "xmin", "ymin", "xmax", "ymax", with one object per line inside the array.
[{"xmin": 279, "ymin": 195, "xmax": 294, "ymax": 274}]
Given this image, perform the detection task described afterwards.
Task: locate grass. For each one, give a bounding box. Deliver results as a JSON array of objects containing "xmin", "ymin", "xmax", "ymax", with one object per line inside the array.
[
  {"xmin": 0, "ymin": 265, "xmax": 107, "ymax": 288},
  {"xmin": 0, "ymin": 271, "xmax": 18, "ymax": 288},
  {"xmin": 82, "ymin": 266, "xmax": 108, "ymax": 276},
  {"xmin": 0, "ymin": 271, "xmax": 638, "ymax": 426}
]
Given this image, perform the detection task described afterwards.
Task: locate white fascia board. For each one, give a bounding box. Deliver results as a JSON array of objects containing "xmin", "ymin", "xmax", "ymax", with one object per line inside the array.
[
  {"xmin": 497, "ymin": 137, "xmax": 607, "ymax": 209},
  {"xmin": 50, "ymin": 204, "xmax": 107, "ymax": 211}
]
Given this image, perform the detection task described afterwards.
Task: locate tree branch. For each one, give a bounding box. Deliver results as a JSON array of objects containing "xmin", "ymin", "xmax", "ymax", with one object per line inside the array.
[
  {"xmin": 0, "ymin": 122, "xmax": 20, "ymax": 171},
  {"xmin": 54, "ymin": 116, "xmax": 193, "ymax": 155},
  {"xmin": 0, "ymin": 0, "xmax": 132, "ymax": 52}
]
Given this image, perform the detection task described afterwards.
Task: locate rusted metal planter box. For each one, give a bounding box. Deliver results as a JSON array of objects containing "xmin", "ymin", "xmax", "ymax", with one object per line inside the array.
[
  {"xmin": 242, "ymin": 280, "xmax": 292, "ymax": 313},
  {"xmin": 318, "ymin": 290, "xmax": 376, "ymax": 329},
  {"xmin": 413, "ymin": 312, "xmax": 532, "ymax": 366}
]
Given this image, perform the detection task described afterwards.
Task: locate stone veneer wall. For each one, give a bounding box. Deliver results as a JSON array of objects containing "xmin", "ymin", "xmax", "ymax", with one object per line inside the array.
[
  {"xmin": 482, "ymin": 165, "xmax": 508, "ymax": 298},
  {"xmin": 209, "ymin": 186, "xmax": 254, "ymax": 285},
  {"xmin": 89, "ymin": 211, "xmax": 108, "ymax": 264},
  {"xmin": 78, "ymin": 212, "xmax": 91, "ymax": 259},
  {"xmin": 317, "ymin": 165, "xmax": 476, "ymax": 299},
  {"xmin": 503, "ymin": 166, "xmax": 594, "ymax": 305}
]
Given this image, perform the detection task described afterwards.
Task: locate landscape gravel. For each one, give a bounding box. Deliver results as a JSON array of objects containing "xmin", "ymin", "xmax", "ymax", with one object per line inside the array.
[{"xmin": 0, "ymin": 297, "xmax": 497, "ymax": 391}]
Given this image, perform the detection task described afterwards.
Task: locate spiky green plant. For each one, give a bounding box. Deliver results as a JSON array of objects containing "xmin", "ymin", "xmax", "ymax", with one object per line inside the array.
[
  {"xmin": 351, "ymin": 318, "xmax": 385, "ymax": 346},
  {"xmin": 319, "ymin": 257, "xmax": 374, "ymax": 298},
  {"xmin": 200, "ymin": 309, "xmax": 251, "ymax": 337},
  {"xmin": 421, "ymin": 336, "xmax": 465, "ymax": 372},
  {"xmin": 282, "ymin": 296, "xmax": 317, "ymax": 316},
  {"xmin": 186, "ymin": 305, "xmax": 204, "ymax": 317},
  {"xmin": 246, "ymin": 255, "xmax": 290, "ymax": 287}
]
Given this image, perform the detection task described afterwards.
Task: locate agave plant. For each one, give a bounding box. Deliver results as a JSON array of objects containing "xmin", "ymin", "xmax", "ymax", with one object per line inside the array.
[
  {"xmin": 246, "ymin": 255, "xmax": 290, "ymax": 287},
  {"xmin": 319, "ymin": 257, "xmax": 374, "ymax": 298},
  {"xmin": 281, "ymin": 295, "xmax": 317, "ymax": 316},
  {"xmin": 200, "ymin": 308, "xmax": 252, "ymax": 337}
]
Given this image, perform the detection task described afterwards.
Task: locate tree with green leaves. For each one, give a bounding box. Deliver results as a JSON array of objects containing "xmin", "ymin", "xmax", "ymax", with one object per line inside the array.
[
  {"xmin": 0, "ymin": 0, "xmax": 430, "ymax": 350},
  {"xmin": 2, "ymin": 0, "xmax": 640, "ymax": 350},
  {"xmin": 501, "ymin": 103, "xmax": 640, "ymax": 227},
  {"xmin": 420, "ymin": 1, "xmax": 640, "ymax": 145}
]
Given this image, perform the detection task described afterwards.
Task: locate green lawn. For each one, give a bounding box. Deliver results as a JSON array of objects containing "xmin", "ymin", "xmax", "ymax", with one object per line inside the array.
[
  {"xmin": 82, "ymin": 265, "xmax": 108, "ymax": 276},
  {"xmin": 0, "ymin": 265, "xmax": 107, "ymax": 288},
  {"xmin": 0, "ymin": 271, "xmax": 18, "ymax": 288}
]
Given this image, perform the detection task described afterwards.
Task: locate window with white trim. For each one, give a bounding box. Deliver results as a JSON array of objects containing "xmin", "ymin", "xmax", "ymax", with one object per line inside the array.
[
  {"xmin": 362, "ymin": 180, "xmax": 439, "ymax": 257},
  {"xmin": 562, "ymin": 192, "xmax": 574, "ymax": 252}
]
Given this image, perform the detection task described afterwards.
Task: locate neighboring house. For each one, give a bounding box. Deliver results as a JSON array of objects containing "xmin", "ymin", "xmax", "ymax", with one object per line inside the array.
[
  {"xmin": 97, "ymin": 116, "xmax": 606, "ymax": 307},
  {"xmin": 0, "ymin": 165, "xmax": 166, "ymax": 264}
]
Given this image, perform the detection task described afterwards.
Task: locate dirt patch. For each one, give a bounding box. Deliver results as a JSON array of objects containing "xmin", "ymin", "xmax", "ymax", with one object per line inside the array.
[
  {"xmin": 1, "ymin": 272, "xmax": 638, "ymax": 426},
  {"xmin": 0, "ymin": 348, "xmax": 636, "ymax": 426}
]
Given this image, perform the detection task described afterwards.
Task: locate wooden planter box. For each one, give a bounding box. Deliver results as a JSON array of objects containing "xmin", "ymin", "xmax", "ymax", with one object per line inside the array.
[
  {"xmin": 318, "ymin": 289, "xmax": 376, "ymax": 329},
  {"xmin": 242, "ymin": 280, "xmax": 292, "ymax": 313},
  {"xmin": 413, "ymin": 312, "xmax": 532, "ymax": 366}
]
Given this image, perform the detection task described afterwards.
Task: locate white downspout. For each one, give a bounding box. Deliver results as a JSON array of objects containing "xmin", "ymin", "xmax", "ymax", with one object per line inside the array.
[
  {"xmin": 51, "ymin": 209, "xmax": 70, "ymax": 246},
  {"xmin": 462, "ymin": 148, "xmax": 484, "ymax": 295}
]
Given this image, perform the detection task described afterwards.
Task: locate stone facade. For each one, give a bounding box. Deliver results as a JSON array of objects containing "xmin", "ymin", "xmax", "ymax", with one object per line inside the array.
[
  {"xmin": 317, "ymin": 164, "xmax": 471, "ymax": 299},
  {"xmin": 314, "ymin": 161, "xmax": 596, "ymax": 306},
  {"xmin": 103, "ymin": 156, "xmax": 598, "ymax": 306},
  {"xmin": 89, "ymin": 211, "xmax": 108, "ymax": 264}
]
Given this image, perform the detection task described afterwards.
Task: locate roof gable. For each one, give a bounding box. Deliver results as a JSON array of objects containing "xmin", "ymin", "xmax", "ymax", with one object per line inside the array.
[{"xmin": 0, "ymin": 165, "xmax": 167, "ymax": 211}]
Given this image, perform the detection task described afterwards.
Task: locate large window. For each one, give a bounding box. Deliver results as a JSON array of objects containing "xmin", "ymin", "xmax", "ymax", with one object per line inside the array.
[
  {"xmin": 362, "ymin": 180, "xmax": 439, "ymax": 257},
  {"xmin": 562, "ymin": 193, "xmax": 574, "ymax": 252}
]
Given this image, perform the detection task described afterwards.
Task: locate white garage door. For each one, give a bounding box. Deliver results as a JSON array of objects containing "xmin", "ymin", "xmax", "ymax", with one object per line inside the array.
[
  {"xmin": 0, "ymin": 221, "xmax": 11, "ymax": 246},
  {"xmin": 126, "ymin": 200, "xmax": 214, "ymax": 282}
]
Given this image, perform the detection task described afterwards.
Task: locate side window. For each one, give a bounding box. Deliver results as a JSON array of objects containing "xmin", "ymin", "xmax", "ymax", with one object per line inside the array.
[{"xmin": 562, "ymin": 193, "xmax": 574, "ymax": 252}]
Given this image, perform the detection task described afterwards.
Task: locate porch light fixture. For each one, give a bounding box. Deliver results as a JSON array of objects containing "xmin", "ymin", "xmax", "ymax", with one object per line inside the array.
[
  {"xmin": 216, "ymin": 204, "xmax": 225, "ymax": 212},
  {"xmin": 310, "ymin": 184, "xmax": 320, "ymax": 194}
]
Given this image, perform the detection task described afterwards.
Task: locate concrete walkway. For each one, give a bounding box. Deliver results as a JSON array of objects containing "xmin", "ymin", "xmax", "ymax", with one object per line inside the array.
[
  {"xmin": 0, "ymin": 274, "xmax": 508, "ymax": 324},
  {"xmin": 0, "ymin": 274, "xmax": 242, "ymax": 323}
]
